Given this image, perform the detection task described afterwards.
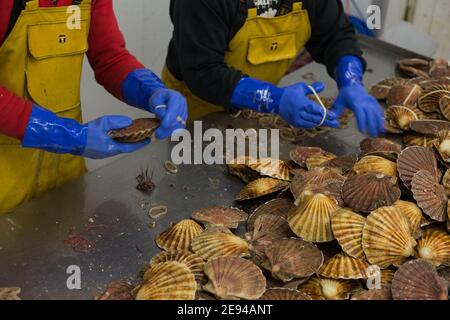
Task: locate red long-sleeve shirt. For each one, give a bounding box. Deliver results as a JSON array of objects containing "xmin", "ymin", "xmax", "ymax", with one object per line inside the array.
[{"xmin": 0, "ymin": 0, "xmax": 144, "ymax": 140}]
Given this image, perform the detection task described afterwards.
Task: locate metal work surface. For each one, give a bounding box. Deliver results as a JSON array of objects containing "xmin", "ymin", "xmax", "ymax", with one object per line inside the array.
[{"xmin": 0, "ymin": 37, "xmax": 417, "ymax": 299}]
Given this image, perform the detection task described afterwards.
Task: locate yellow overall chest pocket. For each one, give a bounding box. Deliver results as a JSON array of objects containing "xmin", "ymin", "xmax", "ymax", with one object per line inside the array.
[
  {"xmin": 247, "ymin": 33, "xmax": 298, "ymax": 65},
  {"xmin": 26, "ymin": 21, "xmax": 89, "ymax": 114}
]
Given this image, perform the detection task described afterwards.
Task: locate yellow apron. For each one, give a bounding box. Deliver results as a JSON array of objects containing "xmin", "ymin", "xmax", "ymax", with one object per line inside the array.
[
  {"xmin": 0, "ymin": 0, "xmax": 92, "ymax": 214},
  {"xmin": 162, "ymin": 1, "xmax": 311, "ymax": 121}
]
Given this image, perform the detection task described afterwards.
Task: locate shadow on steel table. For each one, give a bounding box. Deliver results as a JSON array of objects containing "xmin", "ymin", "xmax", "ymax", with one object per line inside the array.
[{"xmin": 0, "ymin": 37, "xmax": 420, "ymax": 299}]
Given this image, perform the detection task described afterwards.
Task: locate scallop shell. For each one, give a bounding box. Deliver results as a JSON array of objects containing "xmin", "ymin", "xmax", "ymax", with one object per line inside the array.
[
  {"xmin": 155, "ymin": 219, "xmax": 203, "ymax": 252},
  {"xmin": 299, "ymin": 276, "xmax": 355, "ymax": 300},
  {"xmin": 391, "ymin": 259, "xmax": 448, "ymax": 300},
  {"xmin": 247, "ymin": 198, "xmax": 294, "ymax": 233},
  {"xmin": 306, "ymin": 153, "xmax": 337, "ymax": 171},
  {"xmin": 351, "ymin": 289, "xmax": 392, "ymax": 300},
  {"xmin": 319, "ymin": 253, "xmax": 369, "ymax": 280},
  {"xmin": 403, "ymin": 133, "xmax": 439, "ymax": 148},
  {"xmin": 440, "ymin": 94, "xmax": 450, "ymax": 120},
  {"xmin": 411, "ymin": 169, "xmax": 447, "ymax": 222},
  {"xmin": 418, "ymin": 84, "xmax": 450, "ymax": 113},
  {"xmin": 261, "ymin": 238, "xmax": 324, "ymax": 282},
  {"xmin": 192, "ymin": 207, "xmax": 247, "ymax": 229},
  {"xmin": 0, "ymin": 287, "xmax": 21, "ymax": 300},
  {"xmin": 290, "ymin": 167, "xmax": 345, "ymax": 202},
  {"xmin": 203, "ymin": 256, "xmax": 266, "ymax": 300},
  {"xmin": 385, "ymin": 105, "xmax": 423, "ymax": 131},
  {"xmin": 392, "ymin": 200, "xmax": 424, "ymax": 239},
  {"xmin": 191, "ymin": 231, "xmax": 249, "ymax": 260},
  {"xmin": 288, "ymin": 192, "xmax": 339, "ymax": 243},
  {"xmin": 331, "ymin": 209, "xmax": 366, "ymax": 260},
  {"xmin": 360, "ymin": 137, "xmax": 402, "ymax": 156},
  {"xmin": 301, "ymin": 180, "xmax": 345, "ymax": 207},
  {"xmin": 289, "ymin": 147, "xmax": 326, "ymax": 167},
  {"xmin": 252, "ymin": 213, "xmax": 292, "ymax": 239},
  {"xmin": 248, "ymin": 158, "xmax": 291, "ymax": 181},
  {"xmin": 436, "ymin": 130, "xmax": 450, "ymax": 163},
  {"xmin": 415, "ymin": 229, "xmax": 450, "ymax": 267},
  {"xmin": 370, "ymin": 78, "xmax": 407, "ymax": 100},
  {"xmin": 137, "ymin": 261, "xmax": 196, "ymax": 300},
  {"xmin": 248, "ymin": 231, "xmax": 285, "ymax": 262},
  {"xmin": 259, "ymin": 288, "xmax": 311, "ymax": 300},
  {"xmin": 442, "ymin": 169, "xmax": 450, "ymax": 196},
  {"xmin": 398, "ymin": 58, "xmax": 431, "ymax": 78},
  {"xmin": 353, "ymin": 155, "xmax": 398, "ymax": 177},
  {"xmin": 386, "ymin": 84, "xmax": 422, "ymax": 106},
  {"xmin": 150, "ymin": 251, "xmax": 205, "ymax": 282},
  {"xmin": 342, "ymin": 173, "xmax": 401, "ymax": 213},
  {"xmin": 410, "ymin": 119, "xmax": 450, "ymax": 135},
  {"xmin": 95, "ymin": 282, "xmax": 135, "ymax": 300},
  {"xmin": 108, "ymin": 118, "xmax": 160, "ymax": 143},
  {"xmin": 235, "ymin": 178, "xmax": 289, "ymax": 201},
  {"xmin": 397, "ymin": 146, "xmax": 440, "ymax": 189},
  {"xmin": 362, "ymin": 206, "xmax": 417, "ymax": 268},
  {"xmin": 227, "ymin": 156, "xmax": 260, "ymax": 184},
  {"xmin": 320, "ymin": 154, "xmax": 358, "ymax": 174}
]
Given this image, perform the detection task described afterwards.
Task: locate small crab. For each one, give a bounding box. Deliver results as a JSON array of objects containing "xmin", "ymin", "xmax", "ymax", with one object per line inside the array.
[{"xmin": 136, "ymin": 168, "xmax": 155, "ymax": 193}]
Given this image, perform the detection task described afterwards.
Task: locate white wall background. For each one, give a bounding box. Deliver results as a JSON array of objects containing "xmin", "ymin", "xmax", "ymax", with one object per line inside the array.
[{"xmin": 81, "ymin": 0, "xmax": 172, "ymax": 170}]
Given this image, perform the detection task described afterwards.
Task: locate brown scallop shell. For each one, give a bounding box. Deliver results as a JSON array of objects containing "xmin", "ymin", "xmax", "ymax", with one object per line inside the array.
[
  {"xmin": 252, "ymin": 213, "xmax": 292, "ymax": 239},
  {"xmin": 155, "ymin": 219, "xmax": 203, "ymax": 252},
  {"xmin": 320, "ymin": 154, "xmax": 358, "ymax": 174},
  {"xmin": 301, "ymin": 180, "xmax": 345, "ymax": 207},
  {"xmin": 227, "ymin": 156, "xmax": 260, "ymax": 184},
  {"xmin": 411, "ymin": 169, "xmax": 447, "ymax": 222},
  {"xmin": 342, "ymin": 173, "xmax": 401, "ymax": 213},
  {"xmin": 410, "ymin": 119, "xmax": 450, "ymax": 135},
  {"xmin": 203, "ymin": 256, "xmax": 266, "ymax": 300},
  {"xmin": 288, "ymin": 192, "xmax": 339, "ymax": 243},
  {"xmin": 436, "ymin": 130, "xmax": 450, "ymax": 163},
  {"xmin": 261, "ymin": 238, "xmax": 324, "ymax": 282},
  {"xmin": 305, "ymin": 153, "xmax": 337, "ymax": 171},
  {"xmin": 192, "ymin": 207, "xmax": 247, "ymax": 229},
  {"xmin": 0, "ymin": 287, "xmax": 21, "ymax": 300},
  {"xmin": 386, "ymin": 105, "xmax": 424, "ymax": 131},
  {"xmin": 391, "ymin": 259, "xmax": 448, "ymax": 300},
  {"xmin": 248, "ymin": 158, "xmax": 291, "ymax": 181},
  {"xmin": 353, "ymin": 155, "xmax": 398, "ymax": 177},
  {"xmin": 351, "ymin": 289, "xmax": 392, "ymax": 300},
  {"xmin": 319, "ymin": 253, "xmax": 370, "ymax": 280},
  {"xmin": 331, "ymin": 209, "xmax": 366, "ymax": 260},
  {"xmin": 403, "ymin": 133, "xmax": 438, "ymax": 148},
  {"xmin": 299, "ymin": 276, "xmax": 356, "ymax": 300},
  {"xmin": 247, "ymin": 198, "xmax": 294, "ymax": 233},
  {"xmin": 393, "ymin": 200, "xmax": 425, "ymax": 239},
  {"xmin": 108, "ymin": 118, "xmax": 160, "ymax": 143},
  {"xmin": 289, "ymin": 147, "xmax": 328, "ymax": 167},
  {"xmin": 415, "ymin": 228, "xmax": 450, "ymax": 267},
  {"xmin": 360, "ymin": 137, "xmax": 402, "ymax": 155},
  {"xmin": 137, "ymin": 261, "xmax": 196, "ymax": 300},
  {"xmin": 235, "ymin": 178, "xmax": 289, "ymax": 201},
  {"xmin": 370, "ymin": 78, "xmax": 407, "ymax": 100},
  {"xmin": 259, "ymin": 288, "xmax": 312, "ymax": 300},
  {"xmin": 442, "ymin": 169, "xmax": 450, "ymax": 196},
  {"xmin": 150, "ymin": 251, "xmax": 205, "ymax": 282},
  {"xmin": 418, "ymin": 84, "xmax": 450, "ymax": 113},
  {"xmin": 440, "ymin": 94, "xmax": 450, "ymax": 120},
  {"xmin": 397, "ymin": 58, "xmax": 431, "ymax": 78},
  {"xmin": 191, "ymin": 231, "xmax": 249, "ymax": 260},
  {"xmin": 397, "ymin": 146, "xmax": 440, "ymax": 189},
  {"xmin": 95, "ymin": 282, "xmax": 134, "ymax": 300},
  {"xmin": 362, "ymin": 206, "xmax": 416, "ymax": 268},
  {"xmin": 386, "ymin": 84, "xmax": 422, "ymax": 107}
]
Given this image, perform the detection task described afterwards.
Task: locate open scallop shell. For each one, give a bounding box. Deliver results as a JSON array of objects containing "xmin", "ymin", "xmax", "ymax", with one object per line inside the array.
[
  {"xmin": 342, "ymin": 173, "xmax": 401, "ymax": 213},
  {"xmin": 393, "ymin": 200, "xmax": 425, "ymax": 239},
  {"xmin": 351, "ymin": 289, "xmax": 392, "ymax": 300},
  {"xmin": 319, "ymin": 253, "xmax": 370, "ymax": 280},
  {"xmin": 391, "ymin": 259, "xmax": 448, "ymax": 300},
  {"xmin": 362, "ymin": 206, "xmax": 417, "ymax": 268},
  {"xmin": 191, "ymin": 231, "xmax": 249, "ymax": 260},
  {"xmin": 203, "ymin": 256, "xmax": 266, "ymax": 300},
  {"xmin": 306, "ymin": 153, "xmax": 337, "ymax": 171},
  {"xmin": 353, "ymin": 155, "xmax": 398, "ymax": 177},
  {"xmin": 289, "ymin": 147, "xmax": 326, "ymax": 167},
  {"xmin": 385, "ymin": 105, "xmax": 423, "ymax": 131},
  {"xmin": 299, "ymin": 276, "xmax": 356, "ymax": 300},
  {"xmin": 137, "ymin": 261, "xmax": 196, "ymax": 300},
  {"xmin": 288, "ymin": 191, "xmax": 339, "ymax": 243},
  {"xmin": 150, "ymin": 251, "xmax": 205, "ymax": 283},
  {"xmin": 155, "ymin": 219, "xmax": 203, "ymax": 252},
  {"xmin": 227, "ymin": 156, "xmax": 260, "ymax": 183},
  {"xmin": 235, "ymin": 178, "xmax": 289, "ymax": 201},
  {"xmin": 403, "ymin": 133, "xmax": 438, "ymax": 148},
  {"xmin": 370, "ymin": 78, "xmax": 407, "ymax": 100},
  {"xmin": 261, "ymin": 238, "xmax": 324, "ymax": 282},
  {"xmin": 386, "ymin": 84, "xmax": 422, "ymax": 106},
  {"xmin": 397, "ymin": 146, "xmax": 440, "ymax": 189},
  {"xmin": 360, "ymin": 137, "xmax": 402, "ymax": 156},
  {"xmin": 418, "ymin": 84, "xmax": 450, "ymax": 113},
  {"xmin": 108, "ymin": 118, "xmax": 160, "ymax": 143},
  {"xmin": 247, "ymin": 198, "xmax": 294, "ymax": 233},
  {"xmin": 247, "ymin": 158, "xmax": 291, "ymax": 181},
  {"xmin": 397, "ymin": 58, "xmax": 431, "ymax": 78},
  {"xmin": 259, "ymin": 288, "xmax": 311, "ymax": 300},
  {"xmin": 331, "ymin": 209, "xmax": 366, "ymax": 260},
  {"xmin": 410, "ymin": 119, "xmax": 450, "ymax": 135},
  {"xmin": 192, "ymin": 207, "xmax": 247, "ymax": 229},
  {"xmin": 411, "ymin": 169, "xmax": 447, "ymax": 222},
  {"xmin": 440, "ymin": 94, "xmax": 450, "ymax": 120},
  {"xmin": 415, "ymin": 229, "xmax": 450, "ymax": 267}
]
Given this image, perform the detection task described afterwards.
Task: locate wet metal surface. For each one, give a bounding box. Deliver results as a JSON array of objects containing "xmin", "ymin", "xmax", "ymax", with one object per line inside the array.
[{"xmin": 0, "ymin": 37, "xmax": 418, "ymax": 299}]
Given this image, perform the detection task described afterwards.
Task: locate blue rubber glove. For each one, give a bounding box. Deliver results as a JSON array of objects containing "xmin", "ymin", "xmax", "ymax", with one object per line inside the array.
[
  {"xmin": 122, "ymin": 68, "xmax": 188, "ymax": 140},
  {"xmin": 22, "ymin": 105, "xmax": 149, "ymax": 159},
  {"xmin": 231, "ymin": 77, "xmax": 339, "ymax": 129},
  {"xmin": 332, "ymin": 55, "xmax": 385, "ymax": 137}
]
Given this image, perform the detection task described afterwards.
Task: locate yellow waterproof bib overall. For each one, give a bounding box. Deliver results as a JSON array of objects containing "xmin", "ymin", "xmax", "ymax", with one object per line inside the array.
[
  {"xmin": 0, "ymin": 0, "xmax": 91, "ymax": 214},
  {"xmin": 162, "ymin": 2, "xmax": 311, "ymax": 122}
]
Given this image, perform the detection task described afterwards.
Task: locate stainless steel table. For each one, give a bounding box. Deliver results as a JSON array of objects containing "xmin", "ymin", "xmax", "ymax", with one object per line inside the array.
[{"xmin": 0, "ymin": 37, "xmax": 421, "ymax": 299}]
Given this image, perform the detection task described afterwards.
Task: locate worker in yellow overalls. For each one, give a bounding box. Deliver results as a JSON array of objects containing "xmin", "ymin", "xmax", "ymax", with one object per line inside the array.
[
  {"xmin": 0, "ymin": 0, "xmax": 187, "ymax": 214},
  {"xmin": 163, "ymin": 0, "xmax": 384, "ymax": 135}
]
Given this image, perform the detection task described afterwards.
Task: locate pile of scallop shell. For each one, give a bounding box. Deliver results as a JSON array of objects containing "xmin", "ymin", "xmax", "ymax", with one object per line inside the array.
[{"xmin": 130, "ymin": 139, "xmax": 450, "ymax": 300}]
